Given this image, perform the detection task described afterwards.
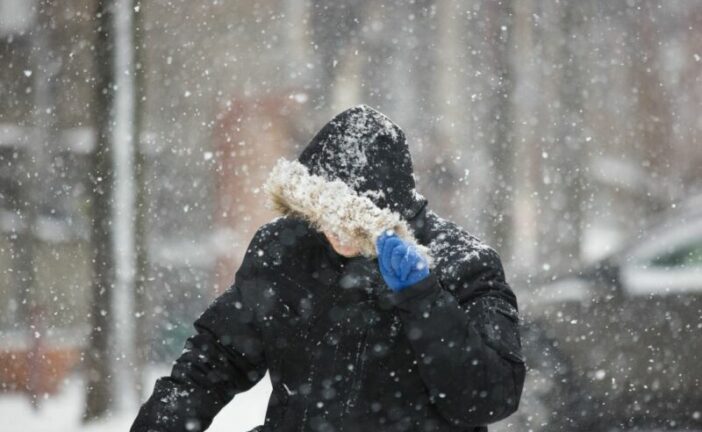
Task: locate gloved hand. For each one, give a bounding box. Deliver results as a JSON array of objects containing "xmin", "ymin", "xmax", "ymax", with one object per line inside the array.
[{"xmin": 376, "ymin": 231, "xmax": 430, "ymax": 292}]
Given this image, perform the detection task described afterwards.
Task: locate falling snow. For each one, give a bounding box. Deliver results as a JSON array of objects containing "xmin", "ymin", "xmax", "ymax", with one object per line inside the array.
[{"xmin": 1, "ymin": 1, "xmax": 701, "ymax": 432}]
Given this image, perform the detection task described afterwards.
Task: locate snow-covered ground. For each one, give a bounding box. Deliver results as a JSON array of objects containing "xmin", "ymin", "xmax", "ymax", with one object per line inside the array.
[{"xmin": 0, "ymin": 367, "xmax": 272, "ymax": 432}]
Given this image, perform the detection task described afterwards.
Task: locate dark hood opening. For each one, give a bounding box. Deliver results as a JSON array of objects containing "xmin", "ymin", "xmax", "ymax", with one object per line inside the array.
[{"xmin": 298, "ymin": 104, "xmax": 427, "ymax": 220}]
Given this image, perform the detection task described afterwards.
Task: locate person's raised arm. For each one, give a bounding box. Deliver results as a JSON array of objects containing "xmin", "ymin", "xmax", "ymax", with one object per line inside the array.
[{"xmin": 377, "ymin": 232, "xmax": 526, "ymax": 428}]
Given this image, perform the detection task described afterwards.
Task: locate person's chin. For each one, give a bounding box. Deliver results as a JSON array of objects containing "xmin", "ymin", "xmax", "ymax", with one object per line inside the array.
[{"xmin": 337, "ymin": 247, "xmax": 360, "ymax": 258}]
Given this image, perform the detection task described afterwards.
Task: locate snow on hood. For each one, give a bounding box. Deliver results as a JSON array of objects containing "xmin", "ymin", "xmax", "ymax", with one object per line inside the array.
[
  {"xmin": 297, "ymin": 104, "xmax": 427, "ymax": 220},
  {"xmin": 262, "ymin": 105, "xmax": 432, "ymax": 262}
]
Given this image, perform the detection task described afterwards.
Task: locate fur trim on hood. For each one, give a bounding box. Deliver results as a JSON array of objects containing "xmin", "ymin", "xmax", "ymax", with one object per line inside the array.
[{"xmin": 264, "ymin": 158, "xmax": 433, "ymax": 265}]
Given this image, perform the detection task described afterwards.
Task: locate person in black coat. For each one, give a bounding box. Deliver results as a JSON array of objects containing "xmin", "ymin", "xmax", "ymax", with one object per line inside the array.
[{"xmin": 131, "ymin": 105, "xmax": 525, "ymax": 432}]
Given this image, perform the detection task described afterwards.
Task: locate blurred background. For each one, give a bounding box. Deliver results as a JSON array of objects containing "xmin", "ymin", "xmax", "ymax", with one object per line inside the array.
[{"xmin": 1, "ymin": 0, "xmax": 701, "ymax": 431}]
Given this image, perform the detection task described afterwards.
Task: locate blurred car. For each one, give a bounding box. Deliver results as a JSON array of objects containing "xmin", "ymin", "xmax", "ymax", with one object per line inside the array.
[{"xmin": 520, "ymin": 198, "xmax": 702, "ymax": 431}]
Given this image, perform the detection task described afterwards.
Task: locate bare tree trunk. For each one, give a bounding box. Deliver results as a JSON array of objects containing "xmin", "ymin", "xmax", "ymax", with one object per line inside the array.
[
  {"xmin": 83, "ymin": 0, "xmax": 116, "ymax": 421},
  {"xmin": 408, "ymin": 0, "xmax": 443, "ymax": 211},
  {"xmin": 18, "ymin": 0, "xmax": 57, "ymax": 407},
  {"xmin": 550, "ymin": 1, "xmax": 588, "ymax": 272},
  {"xmin": 132, "ymin": 0, "xmax": 151, "ymax": 400},
  {"xmin": 14, "ymin": 1, "xmax": 48, "ymax": 338},
  {"xmin": 680, "ymin": 4, "xmax": 702, "ymax": 188},
  {"xmin": 308, "ymin": 0, "xmax": 367, "ymax": 114},
  {"xmin": 111, "ymin": 0, "xmax": 138, "ymax": 410},
  {"xmin": 629, "ymin": 3, "xmax": 674, "ymax": 215},
  {"xmin": 484, "ymin": 0, "xmax": 516, "ymax": 259},
  {"xmin": 428, "ymin": 0, "xmax": 462, "ymax": 220},
  {"xmin": 284, "ymin": 0, "xmax": 311, "ymax": 89},
  {"xmin": 511, "ymin": 0, "xmax": 540, "ymax": 274}
]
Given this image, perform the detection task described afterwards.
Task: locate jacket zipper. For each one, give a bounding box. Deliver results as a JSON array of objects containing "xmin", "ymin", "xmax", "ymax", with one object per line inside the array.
[{"xmin": 343, "ymin": 325, "xmax": 370, "ymax": 416}]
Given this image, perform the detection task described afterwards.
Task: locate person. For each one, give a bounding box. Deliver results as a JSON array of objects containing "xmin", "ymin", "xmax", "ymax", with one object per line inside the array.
[{"xmin": 131, "ymin": 105, "xmax": 525, "ymax": 432}]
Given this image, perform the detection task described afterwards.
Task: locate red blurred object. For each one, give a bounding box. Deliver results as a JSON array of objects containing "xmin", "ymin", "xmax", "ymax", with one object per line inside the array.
[{"xmin": 0, "ymin": 307, "xmax": 82, "ymax": 405}]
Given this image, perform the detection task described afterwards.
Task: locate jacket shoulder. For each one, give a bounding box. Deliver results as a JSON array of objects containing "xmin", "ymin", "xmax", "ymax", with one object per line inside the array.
[
  {"xmin": 220, "ymin": 216, "xmax": 319, "ymax": 316},
  {"xmin": 422, "ymin": 210, "xmax": 514, "ymax": 303},
  {"xmin": 423, "ymin": 210, "xmax": 501, "ymax": 270},
  {"xmin": 244, "ymin": 216, "xmax": 320, "ymax": 273}
]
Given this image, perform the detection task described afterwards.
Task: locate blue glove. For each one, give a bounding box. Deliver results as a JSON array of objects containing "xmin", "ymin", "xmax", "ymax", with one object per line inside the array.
[{"xmin": 376, "ymin": 231, "xmax": 430, "ymax": 292}]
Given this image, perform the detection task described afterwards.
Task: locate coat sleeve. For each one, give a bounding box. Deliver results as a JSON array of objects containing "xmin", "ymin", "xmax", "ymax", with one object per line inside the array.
[
  {"xmin": 387, "ymin": 246, "xmax": 526, "ymax": 428},
  {"xmin": 130, "ymin": 237, "xmax": 268, "ymax": 432}
]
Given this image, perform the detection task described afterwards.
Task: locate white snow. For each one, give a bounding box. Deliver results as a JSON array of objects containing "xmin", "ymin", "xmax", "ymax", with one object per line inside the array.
[
  {"xmin": 0, "ymin": 367, "xmax": 272, "ymax": 432},
  {"xmin": 621, "ymin": 266, "xmax": 702, "ymax": 296},
  {"xmin": 532, "ymin": 277, "xmax": 591, "ymax": 304},
  {"xmin": 313, "ymin": 105, "xmax": 400, "ymax": 190},
  {"xmin": 425, "ymin": 212, "xmax": 493, "ymax": 270},
  {"xmin": 581, "ymin": 224, "xmax": 625, "ymax": 264},
  {"xmin": 0, "ymin": 123, "xmax": 29, "ymax": 147}
]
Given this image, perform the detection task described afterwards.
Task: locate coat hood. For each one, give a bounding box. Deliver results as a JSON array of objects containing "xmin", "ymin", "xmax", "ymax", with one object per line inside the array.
[
  {"xmin": 263, "ymin": 105, "xmax": 431, "ymax": 262},
  {"xmin": 298, "ymin": 104, "xmax": 426, "ymax": 220}
]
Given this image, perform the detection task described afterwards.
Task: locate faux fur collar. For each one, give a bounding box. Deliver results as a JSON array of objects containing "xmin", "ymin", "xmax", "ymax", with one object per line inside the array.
[{"xmin": 263, "ymin": 158, "xmax": 432, "ymax": 265}]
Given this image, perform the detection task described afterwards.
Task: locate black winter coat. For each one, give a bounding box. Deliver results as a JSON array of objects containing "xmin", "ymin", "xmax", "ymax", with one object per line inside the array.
[{"xmin": 131, "ymin": 105, "xmax": 525, "ymax": 432}]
